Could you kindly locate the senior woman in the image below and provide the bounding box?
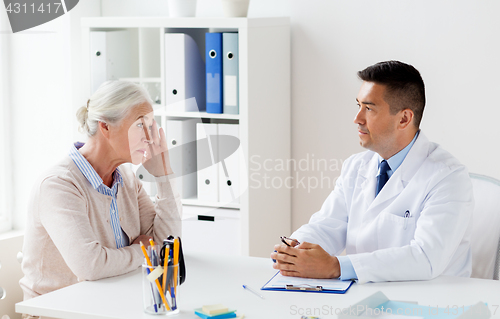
[20,81,181,309]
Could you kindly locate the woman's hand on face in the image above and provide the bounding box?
[142,119,174,177]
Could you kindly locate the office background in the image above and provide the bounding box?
[1,0,499,234]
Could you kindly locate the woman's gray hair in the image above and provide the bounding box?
[76,81,153,137]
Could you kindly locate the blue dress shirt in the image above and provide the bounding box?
[69,142,130,248]
[337,131,420,281]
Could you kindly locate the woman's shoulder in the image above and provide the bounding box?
[35,156,87,190]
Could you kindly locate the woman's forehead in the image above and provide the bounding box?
[130,102,153,121]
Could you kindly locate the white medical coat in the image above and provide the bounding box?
[292,132,473,284]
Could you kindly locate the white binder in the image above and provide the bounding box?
[218,124,240,203]
[90,30,137,94]
[165,33,206,112]
[165,119,199,199]
[196,123,219,202]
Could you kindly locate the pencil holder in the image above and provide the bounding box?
[142,245,180,315]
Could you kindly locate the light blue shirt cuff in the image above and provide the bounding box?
[337,256,358,281]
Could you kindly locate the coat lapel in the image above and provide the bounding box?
[357,154,378,209]
[361,132,431,223]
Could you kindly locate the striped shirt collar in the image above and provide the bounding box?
[69,142,124,191]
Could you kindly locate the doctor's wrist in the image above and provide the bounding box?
[330,256,341,279]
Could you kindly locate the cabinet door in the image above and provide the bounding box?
[181,206,241,255]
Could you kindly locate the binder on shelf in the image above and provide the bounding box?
[205,33,223,114]
[218,124,240,204]
[222,33,239,115]
[262,271,353,294]
[90,30,137,94]
[197,123,219,202]
[165,119,200,199]
[165,33,206,112]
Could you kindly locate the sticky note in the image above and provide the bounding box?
[147,266,163,283]
[202,304,228,315]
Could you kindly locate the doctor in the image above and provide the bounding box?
[271,60,473,284]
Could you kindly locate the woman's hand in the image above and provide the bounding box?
[132,235,153,246]
[141,119,174,177]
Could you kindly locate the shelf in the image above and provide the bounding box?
[154,109,240,120]
[119,77,161,83]
[182,198,240,210]
[82,17,290,29]
[149,196,240,209]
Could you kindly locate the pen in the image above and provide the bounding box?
[162,245,169,295]
[140,242,159,312]
[280,236,300,247]
[404,210,411,230]
[148,239,163,309]
[242,284,264,299]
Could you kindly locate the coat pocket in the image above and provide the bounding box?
[376,211,416,249]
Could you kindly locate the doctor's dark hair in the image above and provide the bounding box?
[357,61,426,128]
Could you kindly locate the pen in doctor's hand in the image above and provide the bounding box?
[280,236,300,247]
[273,236,301,262]
[242,285,264,299]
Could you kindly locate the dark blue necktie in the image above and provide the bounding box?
[376,160,390,196]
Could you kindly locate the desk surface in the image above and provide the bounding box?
[16,252,500,319]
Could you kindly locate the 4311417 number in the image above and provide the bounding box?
[5,2,62,14]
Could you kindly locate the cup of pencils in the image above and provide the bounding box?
[141,239,180,315]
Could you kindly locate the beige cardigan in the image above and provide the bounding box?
[19,156,182,300]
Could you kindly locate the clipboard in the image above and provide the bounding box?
[261,271,354,294]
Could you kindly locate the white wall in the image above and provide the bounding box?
[289,0,500,229]
[0,7,13,233]
[100,0,290,17]
[7,19,72,230]
[4,1,100,230]
[6,0,500,234]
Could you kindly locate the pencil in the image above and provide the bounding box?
[140,241,171,311]
[173,237,180,309]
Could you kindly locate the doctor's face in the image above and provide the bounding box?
[354,82,401,159]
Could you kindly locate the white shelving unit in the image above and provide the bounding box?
[81,17,291,258]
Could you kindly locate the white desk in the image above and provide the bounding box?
[16,252,500,318]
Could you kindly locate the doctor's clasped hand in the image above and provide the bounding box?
[271,240,340,279]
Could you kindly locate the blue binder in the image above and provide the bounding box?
[206,33,223,114]
[222,33,239,115]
